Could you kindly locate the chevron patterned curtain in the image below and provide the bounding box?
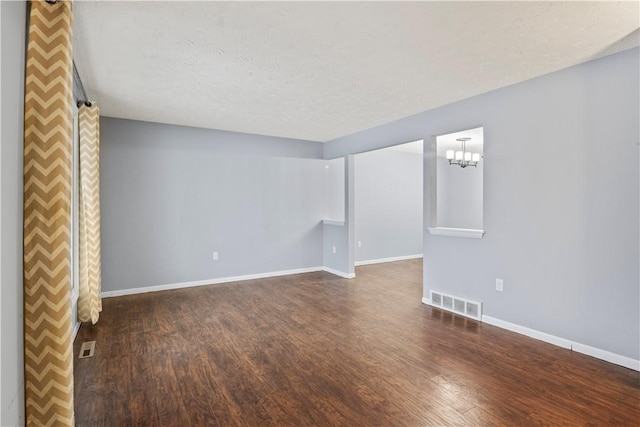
[23,0,75,425]
[77,104,102,324]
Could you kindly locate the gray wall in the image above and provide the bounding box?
[323,224,350,274]
[322,157,345,221]
[355,148,423,262]
[100,118,327,292]
[322,156,355,276]
[324,48,640,361]
[1,1,26,425]
[436,157,483,229]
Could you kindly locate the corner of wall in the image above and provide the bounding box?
[1,1,27,425]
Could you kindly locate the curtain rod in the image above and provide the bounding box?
[73,61,92,107]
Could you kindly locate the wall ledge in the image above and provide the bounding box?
[322,219,345,226]
[427,227,485,239]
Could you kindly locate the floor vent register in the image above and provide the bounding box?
[429,290,482,321]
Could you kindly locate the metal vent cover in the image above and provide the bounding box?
[429,290,482,321]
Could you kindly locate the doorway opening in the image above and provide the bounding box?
[353,140,424,268]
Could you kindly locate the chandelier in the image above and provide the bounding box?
[446,137,481,168]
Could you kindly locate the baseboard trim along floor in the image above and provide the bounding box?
[322,267,356,279]
[101,266,355,298]
[79,259,638,425]
[355,254,422,266]
[103,272,639,372]
[482,315,640,371]
[421,297,639,371]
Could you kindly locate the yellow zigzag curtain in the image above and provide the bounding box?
[23,0,75,425]
[77,104,102,324]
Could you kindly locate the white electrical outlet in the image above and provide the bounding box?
[357,241,362,248]
[496,278,504,292]
[332,246,336,254]
[213,251,219,261]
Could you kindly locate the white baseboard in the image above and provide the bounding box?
[481,315,639,371]
[101,266,325,298]
[421,300,639,371]
[322,267,355,279]
[355,254,422,266]
[572,342,640,371]
[482,315,572,349]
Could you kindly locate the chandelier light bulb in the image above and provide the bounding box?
[448,136,480,168]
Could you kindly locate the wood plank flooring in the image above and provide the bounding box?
[74,259,640,426]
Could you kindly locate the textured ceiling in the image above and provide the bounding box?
[73,1,639,142]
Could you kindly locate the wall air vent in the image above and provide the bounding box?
[429,290,482,321]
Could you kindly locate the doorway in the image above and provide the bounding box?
[353,140,424,268]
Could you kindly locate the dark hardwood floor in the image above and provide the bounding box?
[74,259,640,426]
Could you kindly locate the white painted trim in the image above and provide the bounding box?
[572,342,640,371]
[0,3,3,414]
[71,287,80,343]
[322,219,345,226]
[482,315,639,371]
[322,267,355,279]
[482,315,572,349]
[428,227,485,239]
[355,254,422,266]
[425,304,639,370]
[73,320,81,341]
[102,268,640,372]
[102,266,325,298]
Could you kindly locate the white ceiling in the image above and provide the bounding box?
[73,1,639,143]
